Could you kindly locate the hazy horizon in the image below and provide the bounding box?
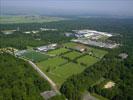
[1,0,133,18]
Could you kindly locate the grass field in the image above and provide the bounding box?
[48,48,69,55]
[89,47,108,58]
[35,43,108,87]
[62,51,82,60]
[37,57,68,86]
[22,50,49,62]
[37,57,67,68]
[63,42,108,58]
[77,55,99,66]
[63,42,78,48]
[37,60,86,86]
[0,16,67,24]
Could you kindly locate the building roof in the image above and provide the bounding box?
[119,53,128,59]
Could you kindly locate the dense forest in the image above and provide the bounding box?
[59,18,133,100]
[0,31,72,49]
[0,18,133,100]
[0,53,51,100]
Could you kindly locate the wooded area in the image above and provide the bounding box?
[0,18,133,100]
[0,53,51,100]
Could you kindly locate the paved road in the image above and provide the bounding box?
[28,61,60,94]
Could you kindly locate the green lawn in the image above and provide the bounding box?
[35,45,107,87]
[37,57,67,68]
[77,55,99,66]
[63,42,78,48]
[37,60,85,87]
[63,51,82,60]
[89,47,108,58]
[48,48,69,55]
[22,50,49,62]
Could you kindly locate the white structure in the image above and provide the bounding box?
[2,30,16,35]
[40,28,57,31]
[72,39,119,49]
[36,44,57,52]
[73,29,112,39]
[24,31,31,34]
[104,81,115,89]
[119,53,128,59]
[32,31,39,34]
[15,50,27,56]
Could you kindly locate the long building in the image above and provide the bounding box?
[72,39,119,49]
[36,44,57,52]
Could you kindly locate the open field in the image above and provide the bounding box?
[36,45,108,87]
[48,48,69,55]
[0,16,67,24]
[89,47,108,58]
[22,50,49,62]
[37,60,85,86]
[63,42,78,48]
[77,55,99,66]
[19,43,108,87]
[37,57,67,68]
[63,42,108,58]
[37,57,68,86]
[62,51,82,60]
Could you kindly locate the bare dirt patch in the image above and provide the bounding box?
[104,81,115,89]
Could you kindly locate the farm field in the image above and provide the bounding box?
[62,51,82,60]
[21,50,49,62]
[48,48,70,55]
[77,55,99,66]
[0,16,67,24]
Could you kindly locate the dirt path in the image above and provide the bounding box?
[28,61,60,94]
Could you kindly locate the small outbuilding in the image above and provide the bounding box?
[119,53,128,59]
[74,45,87,52]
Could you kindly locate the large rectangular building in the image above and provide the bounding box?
[36,44,57,52]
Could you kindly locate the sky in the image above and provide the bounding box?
[1,0,133,17]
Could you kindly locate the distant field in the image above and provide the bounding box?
[48,48,69,55]
[77,55,99,66]
[62,51,82,60]
[0,16,67,24]
[63,42,108,58]
[22,50,49,62]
